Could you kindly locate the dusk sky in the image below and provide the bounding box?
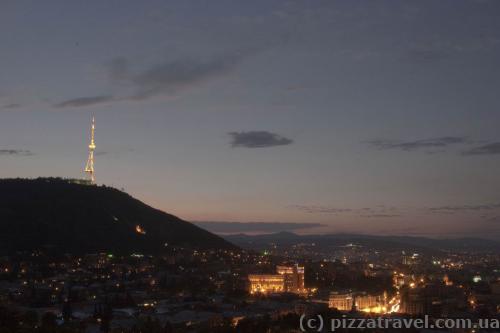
[1,0,499,238]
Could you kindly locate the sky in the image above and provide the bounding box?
[1,0,499,238]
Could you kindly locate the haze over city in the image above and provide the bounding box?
[1,0,500,238]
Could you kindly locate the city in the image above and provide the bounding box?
[0,209,499,332]
[1,1,500,332]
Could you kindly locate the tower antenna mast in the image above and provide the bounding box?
[84,116,96,183]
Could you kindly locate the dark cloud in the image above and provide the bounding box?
[462,142,500,155]
[54,53,247,108]
[94,147,134,157]
[104,53,246,101]
[229,131,293,148]
[367,136,470,152]
[3,103,21,109]
[483,216,500,222]
[429,203,500,214]
[290,205,401,217]
[290,205,352,214]
[128,55,243,100]
[193,221,324,234]
[361,214,401,218]
[94,151,109,156]
[54,95,114,108]
[0,149,33,156]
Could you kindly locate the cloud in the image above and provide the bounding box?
[290,204,401,217]
[462,142,500,155]
[3,103,21,109]
[94,147,134,157]
[53,53,248,108]
[368,137,500,157]
[290,205,352,214]
[367,136,470,152]
[0,149,33,156]
[54,95,114,108]
[361,214,401,218]
[481,215,500,222]
[229,131,293,148]
[428,203,500,214]
[193,221,324,234]
[94,151,109,156]
[127,55,243,100]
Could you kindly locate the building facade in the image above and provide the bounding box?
[329,292,354,311]
[248,274,284,294]
[276,264,305,293]
[248,264,305,294]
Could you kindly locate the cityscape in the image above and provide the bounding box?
[1,225,499,332]
[1,1,500,332]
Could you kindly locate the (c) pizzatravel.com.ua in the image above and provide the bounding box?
[299,314,500,331]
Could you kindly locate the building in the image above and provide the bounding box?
[399,283,467,316]
[248,264,305,294]
[276,264,305,293]
[329,292,354,311]
[355,293,386,312]
[329,292,386,312]
[248,274,284,294]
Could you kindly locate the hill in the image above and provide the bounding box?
[0,178,237,254]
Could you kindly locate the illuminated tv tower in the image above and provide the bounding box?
[84,116,96,183]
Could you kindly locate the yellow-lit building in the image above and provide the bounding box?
[276,264,305,293]
[329,292,386,312]
[356,293,387,312]
[329,292,354,310]
[248,274,284,294]
[248,263,305,294]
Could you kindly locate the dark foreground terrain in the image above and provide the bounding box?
[0,178,236,254]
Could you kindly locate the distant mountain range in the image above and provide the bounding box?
[192,221,325,234]
[0,178,236,254]
[225,231,500,253]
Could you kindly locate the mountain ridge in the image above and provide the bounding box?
[224,231,500,253]
[0,178,237,254]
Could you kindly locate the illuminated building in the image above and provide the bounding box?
[248,274,284,294]
[84,116,96,183]
[329,292,354,311]
[248,263,305,294]
[355,293,387,313]
[329,292,387,313]
[276,264,305,293]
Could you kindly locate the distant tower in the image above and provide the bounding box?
[84,116,96,183]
